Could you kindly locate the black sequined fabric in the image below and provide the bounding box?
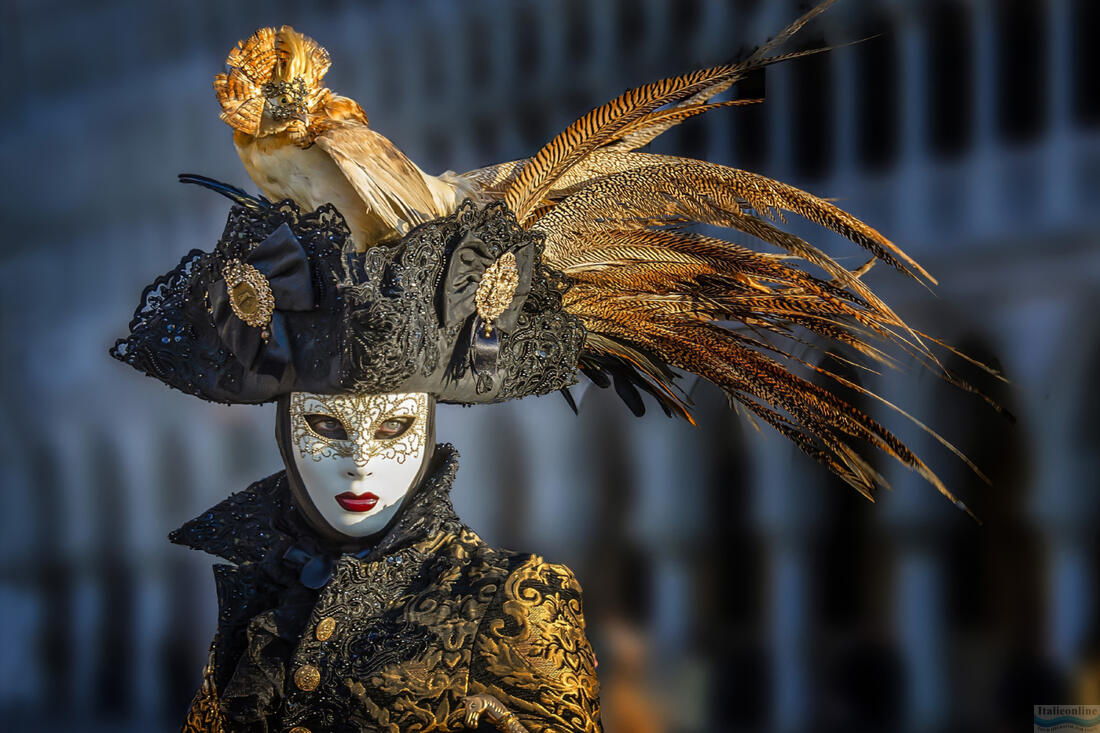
[112,199,586,405]
[173,446,602,733]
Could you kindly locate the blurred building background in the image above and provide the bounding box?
[1,0,1098,731]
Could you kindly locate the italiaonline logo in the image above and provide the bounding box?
[1035,706,1100,731]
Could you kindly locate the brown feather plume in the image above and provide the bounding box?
[492,0,993,511]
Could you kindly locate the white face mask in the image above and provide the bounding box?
[282,391,434,538]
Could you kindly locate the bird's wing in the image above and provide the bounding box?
[313,122,446,237]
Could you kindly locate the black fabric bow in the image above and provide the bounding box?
[440,232,535,333]
[281,542,374,590]
[208,223,315,380]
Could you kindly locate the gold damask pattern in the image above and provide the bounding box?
[289,391,429,466]
[181,646,226,733]
[291,527,502,731]
[270,537,601,732]
[323,548,600,733]
[471,556,602,733]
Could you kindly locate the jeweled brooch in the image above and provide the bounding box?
[222,259,275,330]
[475,251,519,336]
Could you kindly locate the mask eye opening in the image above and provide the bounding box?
[303,413,350,441]
[373,415,414,441]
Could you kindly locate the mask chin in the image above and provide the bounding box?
[275,393,436,548]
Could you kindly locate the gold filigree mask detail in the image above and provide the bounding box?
[289,392,429,468]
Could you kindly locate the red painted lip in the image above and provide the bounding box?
[335,491,379,512]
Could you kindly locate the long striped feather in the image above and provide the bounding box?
[503,2,840,222]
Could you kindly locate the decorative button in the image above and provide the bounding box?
[294,664,320,692]
[288,727,311,733]
[315,616,336,641]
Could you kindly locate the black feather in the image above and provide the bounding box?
[581,362,612,389]
[559,387,579,415]
[612,370,646,417]
[179,174,271,211]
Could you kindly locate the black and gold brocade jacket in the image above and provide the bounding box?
[171,445,601,733]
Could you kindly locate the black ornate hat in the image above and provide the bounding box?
[111,185,585,405]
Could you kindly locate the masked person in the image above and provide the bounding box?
[114,6,987,729]
[113,197,598,732]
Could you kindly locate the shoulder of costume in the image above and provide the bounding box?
[168,470,295,565]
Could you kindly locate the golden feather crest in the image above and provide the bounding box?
[214,25,332,135]
[273,26,331,89]
[214,27,277,135]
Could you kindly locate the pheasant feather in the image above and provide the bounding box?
[486,0,997,509]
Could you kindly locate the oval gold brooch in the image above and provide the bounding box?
[475,251,519,336]
[222,259,275,329]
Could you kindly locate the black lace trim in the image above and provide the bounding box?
[110,201,351,403]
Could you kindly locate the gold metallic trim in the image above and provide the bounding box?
[182,645,227,732]
[464,693,531,732]
[289,392,429,468]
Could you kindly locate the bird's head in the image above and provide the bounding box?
[215,26,333,141]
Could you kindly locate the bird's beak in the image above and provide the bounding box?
[294,111,309,125]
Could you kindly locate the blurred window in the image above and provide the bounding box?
[730,68,768,170]
[421,26,444,95]
[857,14,900,172]
[812,355,876,631]
[792,40,834,180]
[89,434,134,715]
[466,15,491,82]
[516,100,549,152]
[668,0,702,67]
[473,116,500,163]
[927,0,974,158]
[1072,0,1100,127]
[615,0,646,57]
[515,4,540,77]
[995,0,1048,144]
[565,0,591,66]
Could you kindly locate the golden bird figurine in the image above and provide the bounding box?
[215,26,476,249]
